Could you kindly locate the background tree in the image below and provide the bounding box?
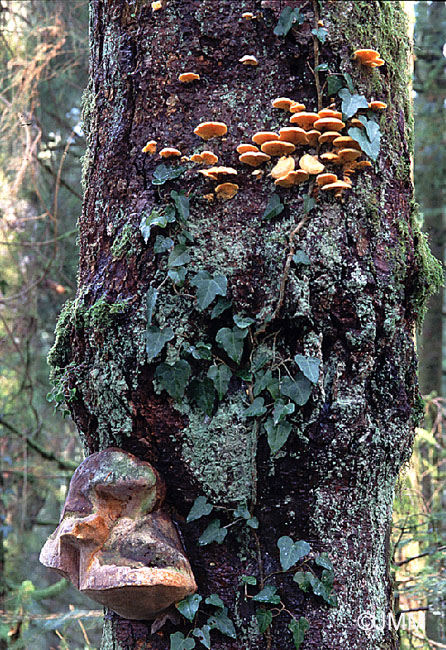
[45,1,442,649]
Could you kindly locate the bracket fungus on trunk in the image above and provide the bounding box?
[40,448,197,620]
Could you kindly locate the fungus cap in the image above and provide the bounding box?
[316,173,338,186]
[350,118,365,129]
[353,48,381,63]
[299,154,324,175]
[201,151,218,164]
[369,100,387,110]
[279,127,308,145]
[237,143,259,154]
[194,122,228,140]
[318,131,341,145]
[274,170,309,187]
[313,117,345,132]
[198,166,237,180]
[272,97,294,110]
[261,140,296,156]
[252,131,279,145]
[332,136,361,150]
[290,102,306,113]
[215,183,239,200]
[239,55,259,66]
[142,140,157,154]
[151,0,162,10]
[290,112,319,129]
[305,130,321,146]
[337,148,362,162]
[355,160,372,169]
[370,58,385,67]
[159,147,182,158]
[242,11,255,19]
[320,152,342,164]
[190,153,204,163]
[321,180,351,191]
[239,152,271,167]
[318,108,343,120]
[179,72,200,83]
[270,156,295,180]
[252,169,264,179]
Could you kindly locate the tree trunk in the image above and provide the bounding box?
[48,1,441,648]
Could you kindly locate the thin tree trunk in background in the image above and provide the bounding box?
[48,1,441,648]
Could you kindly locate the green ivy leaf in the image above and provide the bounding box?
[292,250,311,266]
[256,609,272,634]
[205,594,225,609]
[146,325,174,361]
[189,378,216,416]
[273,399,295,425]
[294,355,321,384]
[193,626,211,649]
[152,164,186,186]
[327,75,344,97]
[170,632,196,650]
[280,373,313,406]
[211,297,232,319]
[253,369,277,397]
[234,503,250,519]
[188,342,212,360]
[303,195,316,214]
[155,360,191,400]
[288,617,310,650]
[146,287,157,326]
[293,571,337,606]
[315,552,333,571]
[245,397,267,418]
[176,594,202,622]
[233,314,255,329]
[343,72,354,93]
[191,271,228,311]
[139,206,176,243]
[338,88,369,119]
[348,122,381,161]
[198,519,227,546]
[168,244,191,268]
[247,516,259,529]
[154,235,174,253]
[264,418,292,454]
[241,575,257,585]
[311,27,328,43]
[252,586,281,605]
[278,536,311,571]
[171,190,190,220]
[207,364,232,401]
[293,571,313,592]
[215,327,248,364]
[168,267,187,286]
[315,62,329,72]
[207,607,237,639]
[274,6,304,36]
[262,193,284,221]
[186,496,213,523]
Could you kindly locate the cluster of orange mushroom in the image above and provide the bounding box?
[353,48,385,68]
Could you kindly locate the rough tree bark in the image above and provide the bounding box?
[48,1,441,649]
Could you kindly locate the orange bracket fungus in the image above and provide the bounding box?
[194,122,228,140]
[316,172,338,186]
[198,166,237,180]
[236,143,259,154]
[159,147,182,158]
[290,112,319,129]
[279,127,308,145]
[353,49,385,67]
[40,448,197,620]
[313,116,345,132]
[151,0,162,11]
[272,97,294,111]
[261,140,295,156]
[299,154,324,175]
[239,55,259,66]
[252,131,279,145]
[178,72,200,83]
[215,182,239,200]
[142,140,157,154]
[242,11,255,19]
[239,151,271,167]
[270,156,295,180]
[369,100,387,111]
[275,170,309,188]
[290,102,306,113]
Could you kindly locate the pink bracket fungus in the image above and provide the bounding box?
[40,448,197,620]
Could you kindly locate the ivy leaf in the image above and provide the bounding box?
[274,6,304,36]
[170,632,196,650]
[216,327,248,364]
[280,373,313,406]
[278,536,311,571]
[311,27,328,44]
[262,193,284,221]
[146,287,157,326]
[176,594,202,622]
[241,575,257,585]
[327,75,344,97]
[292,250,311,266]
[154,235,174,253]
[303,194,316,214]
[338,88,369,119]
[253,369,278,398]
[233,314,255,329]
[211,297,232,319]
[343,72,355,93]
[152,164,186,186]
[294,355,321,384]
[245,397,267,418]
[189,378,216,416]
[256,609,272,634]
[155,360,191,401]
[186,496,213,523]
[188,342,212,360]
[315,552,333,571]
[265,418,292,454]
[293,571,313,592]
[207,607,236,639]
[207,364,232,401]
[288,617,310,650]
[139,206,176,243]
[247,517,259,529]
[234,503,250,519]
[193,626,211,649]
[146,325,174,361]
[168,267,187,286]
[168,244,191,268]
[205,594,225,609]
[314,62,329,72]
[191,271,228,311]
[273,399,295,425]
[171,190,190,220]
[198,519,227,546]
[252,586,281,605]
[293,571,336,606]
[348,119,381,161]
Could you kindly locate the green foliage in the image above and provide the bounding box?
[245,397,267,417]
[280,374,313,405]
[207,607,237,639]
[252,586,281,605]
[187,496,214,523]
[168,244,191,268]
[233,314,255,329]
[278,536,311,571]
[338,88,369,119]
[191,271,228,310]
[170,631,196,650]
[176,594,202,622]
[294,355,320,384]
[189,378,216,416]
[288,617,310,649]
[262,193,284,220]
[198,519,227,545]
[294,570,337,606]
[207,364,232,400]
[348,120,381,161]
[274,6,304,36]
[192,625,211,648]
[256,609,273,633]
[205,594,224,609]
[311,27,328,44]
[152,163,186,185]
[146,287,158,325]
[265,418,292,454]
[273,399,295,424]
[155,360,191,400]
[146,325,174,361]
[215,326,248,364]
[154,234,174,253]
[211,297,232,318]
[171,190,190,220]
[140,205,176,243]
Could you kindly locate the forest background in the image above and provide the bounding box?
[0,1,444,649]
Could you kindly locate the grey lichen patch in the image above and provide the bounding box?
[111,222,134,259]
[83,296,130,330]
[177,396,256,506]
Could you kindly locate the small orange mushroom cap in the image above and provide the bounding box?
[237,143,259,154]
[355,160,373,169]
[272,97,294,111]
[290,102,306,113]
[305,130,321,147]
[198,166,237,180]
[321,179,351,191]
[370,58,385,67]
[270,156,295,180]
[194,122,228,140]
[353,49,381,63]
[252,131,279,145]
[337,148,362,162]
[279,127,308,145]
[318,108,343,120]
[299,154,324,175]
[160,147,182,158]
[242,12,255,19]
[290,112,319,129]
[316,173,338,186]
[151,0,162,11]
[215,183,239,200]
[239,55,258,66]
[239,152,271,167]
[321,152,342,164]
[201,151,218,164]
[350,118,365,129]
[318,131,341,145]
[275,170,309,187]
[142,140,157,154]
[332,136,361,150]
[261,140,296,156]
[179,72,200,83]
[369,100,387,110]
[314,117,345,132]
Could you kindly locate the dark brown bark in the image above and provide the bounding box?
[48,1,439,648]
